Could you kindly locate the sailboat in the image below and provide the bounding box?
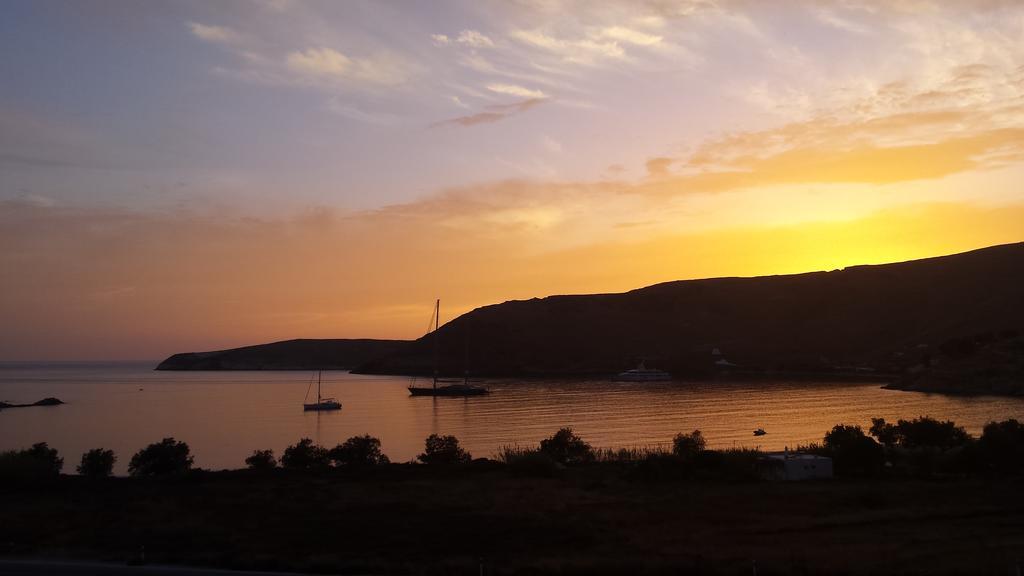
[303,370,342,411]
[408,299,489,397]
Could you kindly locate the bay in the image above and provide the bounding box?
[2,362,1023,474]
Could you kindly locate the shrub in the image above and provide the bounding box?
[700,448,762,481]
[631,453,692,482]
[823,424,884,477]
[77,448,116,478]
[672,430,707,460]
[0,442,63,482]
[329,435,390,467]
[594,446,670,463]
[281,438,330,470]
[978,419,1024,473]
[506,449,560,478]
[869,418,900,448]
[869,416,971,450]
[539,427,594,465]
[128,438,193,477]
[245,449,277,471]
[418,434,471,465]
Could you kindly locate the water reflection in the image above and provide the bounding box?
[2,362,1023,474]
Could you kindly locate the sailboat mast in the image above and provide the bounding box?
[317,370,322,403]
[433,298,440,390]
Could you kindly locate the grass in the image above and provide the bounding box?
[4,463,1024,574]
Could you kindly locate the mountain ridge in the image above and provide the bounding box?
[157,243,1024,394]
[156,338,409,370]
[355,242,1024,388]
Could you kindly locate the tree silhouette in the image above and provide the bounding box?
[128,438,193,477]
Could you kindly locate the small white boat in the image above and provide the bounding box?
[303,371,342,411]
[614,361,672,382]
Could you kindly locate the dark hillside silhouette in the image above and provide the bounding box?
[156,338,409,370]
[357,243,1024,383]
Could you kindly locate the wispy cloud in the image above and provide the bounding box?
[596,26,663,47]
[433,98,547,127]
[457,30,494,48]
[326,99,401,126]
[187,21,240,44]
[510,29,625,65]
[286,47,351,77]
[432,29,494,48]
[486,83,547,99]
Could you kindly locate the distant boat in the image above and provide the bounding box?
[303,371,342,411]
[614,361,672,382]
[408,299,489,397]
[754,428,767,436]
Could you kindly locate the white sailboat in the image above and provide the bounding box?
[303,370,342,411]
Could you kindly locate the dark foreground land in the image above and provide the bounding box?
[4,467,1024,576]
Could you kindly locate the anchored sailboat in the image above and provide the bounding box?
[408,299,489,397]
[303,370,342,411]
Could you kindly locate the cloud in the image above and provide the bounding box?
[487,83,547,99]
[813,9,872,35]
[433,30,494,48]
[187,16,414,91]
[542,135,563,153]
[187,21,240,44]
[11,192,57,208]
[277,47,411,87]
[326,99,400,125]
[645,157,673,177]
[597,26,663,46]
[286,47,352,77]
[433,98,547,127]
[510,29,625,65]
[457,30,494,48]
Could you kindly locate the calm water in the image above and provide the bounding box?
[2,362,1024,474]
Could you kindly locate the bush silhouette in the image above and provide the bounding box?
[128,438,193,477]
[869,416,971,450]
[672,430,707,460]
[869,418,900,448]
[498,446,560,477]
[281,438,330,470]
[539,427,594,465]
[978,419,1024,473]
[77,448,115,478]
[418,434,471,465]
[823,425,884,477]
[0,442,63,482]
[329,435,390,466]
[245,449,277,471]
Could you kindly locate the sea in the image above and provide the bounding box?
[2,361,1023,475]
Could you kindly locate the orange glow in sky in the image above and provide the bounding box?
[1,1,1023,359]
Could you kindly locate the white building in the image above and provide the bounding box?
[758,451,833,481]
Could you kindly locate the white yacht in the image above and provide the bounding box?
[614,361,672,382]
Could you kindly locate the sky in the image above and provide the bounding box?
[2,0,1024,360]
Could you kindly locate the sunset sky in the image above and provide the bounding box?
[2,0,1024,360]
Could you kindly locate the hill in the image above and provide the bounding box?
[356,243,1024,388]
[156,339,409,370]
